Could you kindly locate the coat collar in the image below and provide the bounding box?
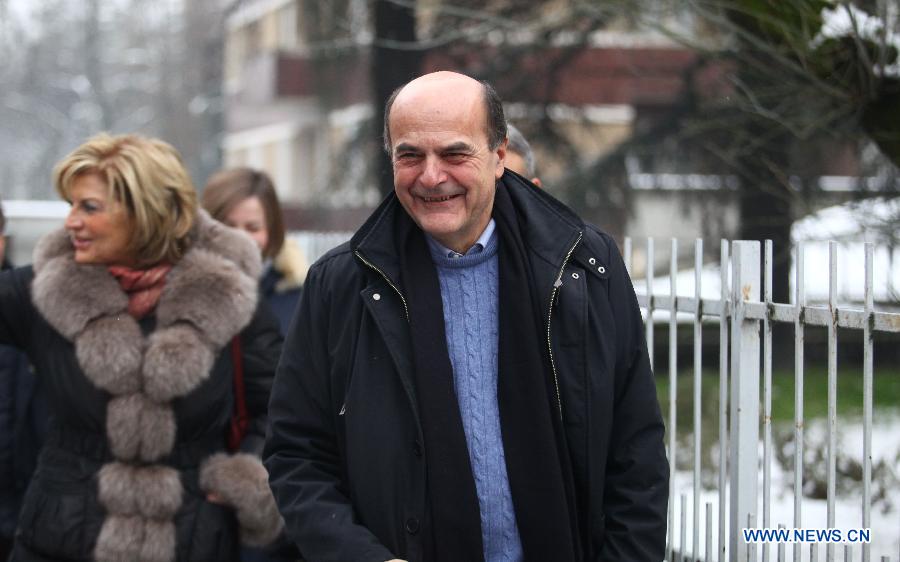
[351,171,584,296]
[31,209,261,345]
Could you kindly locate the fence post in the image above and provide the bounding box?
[729,241,760,562]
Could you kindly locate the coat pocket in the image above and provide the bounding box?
[16,473,98,560]
[180,493,240,562]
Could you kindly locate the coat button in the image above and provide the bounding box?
[406,517,420,534]
[598,266,606,274]
[373,293,381,301]
[571,272,579,280]
[589,257,596,265]
[413,441,423,458]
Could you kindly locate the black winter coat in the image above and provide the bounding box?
[260,268,301,337]
[260,239,306,336]
[265,173,669,562]
[0,340,46,552]
[0,213,284,562]
[0,258,46,561]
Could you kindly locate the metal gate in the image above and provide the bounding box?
[625,238,900,562]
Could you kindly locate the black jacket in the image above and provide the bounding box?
[0,213,284,561]
[260,268,302,336]
[260,239,306,336]
[0,257,48,557]
[0,337,46,557]
[265,173,669,562]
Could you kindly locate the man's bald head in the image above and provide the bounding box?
[383,71,506,155]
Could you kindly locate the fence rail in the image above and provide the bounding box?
[625,237,900,562]
[287,230,353,265]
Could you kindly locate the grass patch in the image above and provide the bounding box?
[655,367,900,428]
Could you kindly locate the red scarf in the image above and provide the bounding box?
[108,263,173,319]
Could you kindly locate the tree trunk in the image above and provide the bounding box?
[371,0,422,196]
[736,157,793,305]
[734,57,795,367]
[183,0,224,185]
[733,54,794,305]
[84,0,114,131]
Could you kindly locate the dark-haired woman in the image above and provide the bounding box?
[203,168,306,336]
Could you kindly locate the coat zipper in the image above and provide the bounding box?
[547,232,583,420]
[354,250,421,432]
[358,233,580,420]
[354,250,409,322]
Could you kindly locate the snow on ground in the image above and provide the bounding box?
[669,415,900,561]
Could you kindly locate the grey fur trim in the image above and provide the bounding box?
[32,209,258,402]
[106,394,175,462]
[32,236,127,339]
[94,514,145,562]
[155,248,258,347]
[93,515,176,562]
[142,325,214,402]
[97,462,182,519]
[199,453,285,547]
[32,226,72,270]
[192,210,262,280]
[32,209,259,357]
[75,316,143,395]
[140,520,176,562]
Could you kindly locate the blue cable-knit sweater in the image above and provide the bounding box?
[426,223,523,562]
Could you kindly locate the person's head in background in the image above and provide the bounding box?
[201,168,285,260]
[505,123,541,187]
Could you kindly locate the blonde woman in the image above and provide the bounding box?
[0,133,284,561]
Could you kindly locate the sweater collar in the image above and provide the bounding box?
[426,219,496,262]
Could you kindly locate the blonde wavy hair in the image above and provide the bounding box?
[53,133,198,266]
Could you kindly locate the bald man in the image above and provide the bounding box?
[265,72,668,562]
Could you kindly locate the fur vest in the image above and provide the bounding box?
[29,211,283,562]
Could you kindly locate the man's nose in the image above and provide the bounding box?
[419,156,446,188]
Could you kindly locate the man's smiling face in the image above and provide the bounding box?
[389,72,506,254]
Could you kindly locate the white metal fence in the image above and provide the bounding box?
[287,230,353,265]
[625,238,900,562]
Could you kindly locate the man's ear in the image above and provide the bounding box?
[494,138,508,179]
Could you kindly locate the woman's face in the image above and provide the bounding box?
[64,173,135,267]
[224,196,269,255]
